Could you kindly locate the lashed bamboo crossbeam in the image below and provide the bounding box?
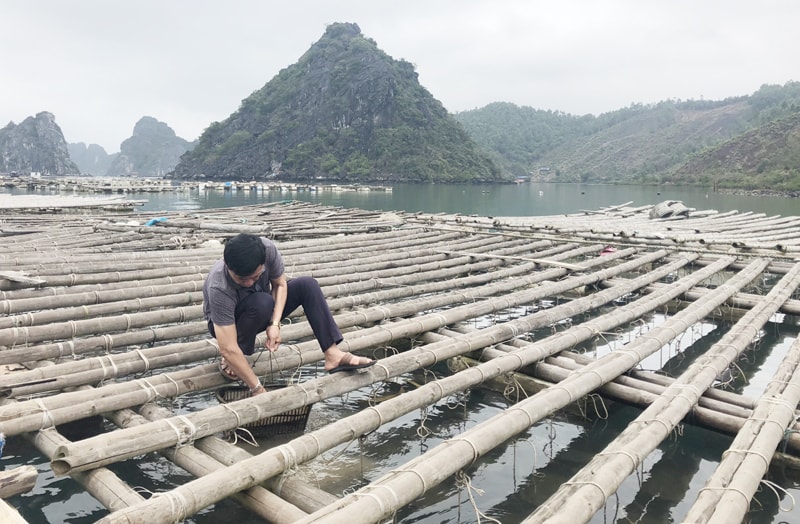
[48,249,672,475]
[187,431,339,514]
[26,421,146,511]
[137,403,340,514]
[682,323,800,522]
[92,253,735,523]
[0,291,203,329]
[0,305,203,347]
[286,258,763,524]
[524,261,800,523]
[0,279,206,315]
[106,405,309,523]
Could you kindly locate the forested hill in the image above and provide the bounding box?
[455,82,800,190]
[172,22,503,183]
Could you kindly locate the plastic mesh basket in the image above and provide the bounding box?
[215,385,312,437]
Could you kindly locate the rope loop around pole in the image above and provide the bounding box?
[721,448,771,469]
[34,399,56,430]
[449,437,481,465]
[364,405,385,427]
[696,485,752,508]
[133,349,151,373]
[138,378,161,401]
[562,479,610,501]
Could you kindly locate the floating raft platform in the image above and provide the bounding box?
[2,200,800,523]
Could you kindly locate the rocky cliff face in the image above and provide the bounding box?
[106,117,194,177]
[172,22,503,183]
[0,112,79,175]
[68,143,118,176]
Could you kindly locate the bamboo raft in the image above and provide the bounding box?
[2,199,800,523]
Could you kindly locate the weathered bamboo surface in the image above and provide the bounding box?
[3,199,800,523]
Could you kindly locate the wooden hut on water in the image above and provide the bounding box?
[2,199,800,523]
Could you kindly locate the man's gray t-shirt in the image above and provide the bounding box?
[203,237,285,327]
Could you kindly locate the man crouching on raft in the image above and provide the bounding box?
[203,233,376,395]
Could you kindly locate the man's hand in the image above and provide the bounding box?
[265,324,281,352]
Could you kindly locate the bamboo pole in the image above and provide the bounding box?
[0,466,37,498]
[683,323,800,522]
[523,261,800,523]
[0,305,203,347]
[0,291,203,329]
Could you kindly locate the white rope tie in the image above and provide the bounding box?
[417,348,439,366]
[697,485,751,507]
[450,437,481,465]
[375,305,392,320]
[34,399,56,430]
[365,406,385,427]
[507,406,534,427]
[597,449,640,470]
[721,448,771,469]
[562,480,609,500]
[630,418,675,436]
[122,314,132,331]
[138,379,160,401]
[133,349,150,372]
[360,492,386,514]
[399,467,429,493]
[220,403,243,427]
[155,490,189,522]
[278,444,298,469]
[377,484,401,506]
[163,375,181,396]
[374,363,392,379]
[432,313,449,327]
[102,334,114,352]
[67,320,78,338]
[304,433,323,457]
[176,415,198,446]
[103,355,119,378]
[296,382,313,406]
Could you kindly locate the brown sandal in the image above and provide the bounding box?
[218,357,239,381]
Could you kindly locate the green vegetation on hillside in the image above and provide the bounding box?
[172,22,503,183]
[455,81,800,190]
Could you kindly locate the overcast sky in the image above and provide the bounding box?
[4,1,798,153]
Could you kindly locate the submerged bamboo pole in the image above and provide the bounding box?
[682,324,800,522]
[523,261,800,524]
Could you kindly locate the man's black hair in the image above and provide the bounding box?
[223,234,266,276]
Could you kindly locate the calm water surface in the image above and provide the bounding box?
[4,182,800,523]
[130,182,800,217]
